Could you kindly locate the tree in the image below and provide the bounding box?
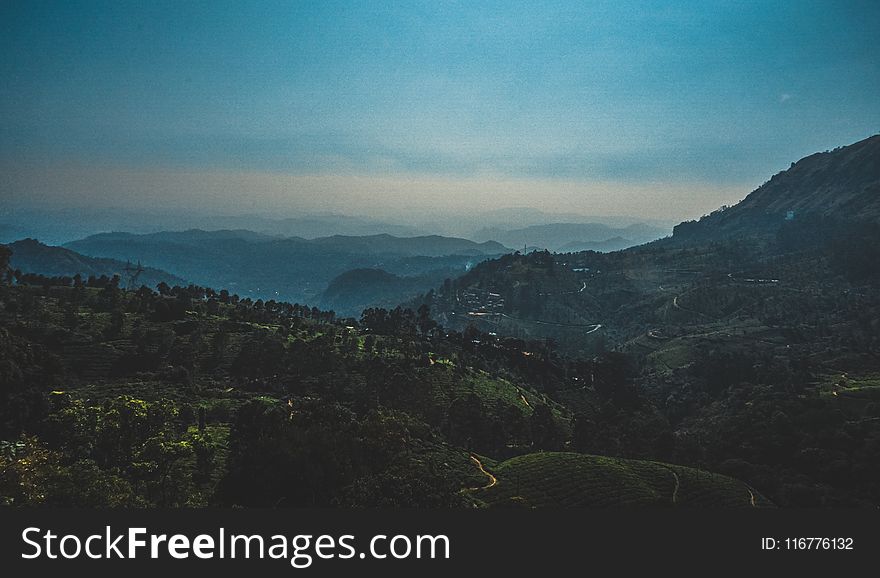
[573,413,595,453]
[0,245,11,284]
[593,352,637,406]
[417,304,437,335]
[530,404,560,450]
[444,394,487,450]
[220,399,363,507]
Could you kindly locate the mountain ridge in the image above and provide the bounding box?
[61,229,509,305]
[673,134,880,240]
[5,238,187,288]
[473,221,669,252]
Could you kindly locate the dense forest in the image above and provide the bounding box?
[0,239,773,508]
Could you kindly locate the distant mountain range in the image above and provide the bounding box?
[54,229,508,307]
[0,209,429,246]
[674,134,880,240]
[6,238,187,288]
[66,230,508,259]
[451,207,674,234]
[472,222,669,252]
[202,214,428,239]
[302,234,507,257]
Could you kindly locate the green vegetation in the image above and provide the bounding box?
[470,452,770,508]
[0,275,592,507]
[417,189,880,508]
[3,136,879,508]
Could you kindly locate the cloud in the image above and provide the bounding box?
[779,93,792,103]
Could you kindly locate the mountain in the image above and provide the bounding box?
[64,229,508,305]
[5,238,187,288]
[424,136,880,349]
[674,134,880,240]
[472,222,669,252]
[320,267,457,316]
[209,214,427,239]
[451,207,673,234]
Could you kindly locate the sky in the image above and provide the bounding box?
[2,0,879,224]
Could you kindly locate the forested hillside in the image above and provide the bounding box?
[0,239,770,508]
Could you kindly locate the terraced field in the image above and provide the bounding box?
[470,452,772,508]
[818,373,880,416]
[422,366,570,425]
[833,374,880,400]
[428,369,530,412]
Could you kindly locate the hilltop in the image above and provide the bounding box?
[7,238,187,288]
[674,134,880,241]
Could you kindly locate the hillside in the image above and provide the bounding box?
[471,452,771,508]
[0,273,768,508]
[674,134,880,240]
[414,136,880,506]
[6,239,187,288]
[320,268,459,317]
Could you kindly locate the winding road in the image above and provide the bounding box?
[670,470,680,504]
[659,466,680,505]
[470,455,497,490]
[497,313,603,332]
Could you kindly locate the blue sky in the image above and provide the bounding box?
[2,0,879,221]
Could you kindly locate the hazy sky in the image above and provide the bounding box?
[2,1,879,222]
